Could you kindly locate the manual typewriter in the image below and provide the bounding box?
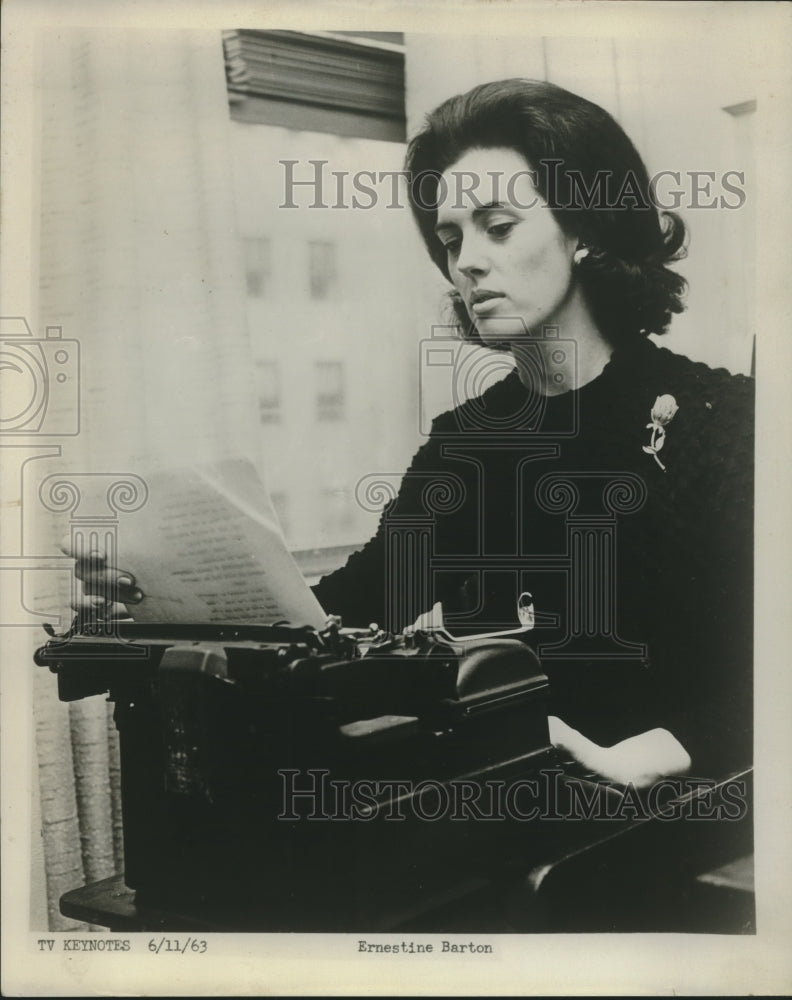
[35,616,571,930]
[35,617,753,932]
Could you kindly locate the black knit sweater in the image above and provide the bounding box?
[314,336,754,776]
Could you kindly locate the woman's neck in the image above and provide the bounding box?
[510,295,612,397]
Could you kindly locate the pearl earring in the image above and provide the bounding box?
[573,246,590,265]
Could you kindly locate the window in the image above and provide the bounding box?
[256,360,281,423]
[315,361,345,421]
[223,30,406,142]
[243,237,272,297]
[227,28,413,554]
[308,241,337,300]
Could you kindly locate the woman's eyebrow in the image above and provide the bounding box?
[473,200,508,214]
[434,202,511,234]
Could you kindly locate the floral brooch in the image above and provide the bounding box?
[642,394,679,471]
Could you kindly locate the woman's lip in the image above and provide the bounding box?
[470,295,505,315]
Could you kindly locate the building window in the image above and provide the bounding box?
[316,361,345,421]
[308,241,337,300]
[256,360,281,423]
[244,237,272,297]
[223,29,406,143]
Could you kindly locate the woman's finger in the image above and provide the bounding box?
[81,574,144,605]
[547,715,578,750]
[76,565,144,604]
[62,534,107,562]
[106,601,135,619]
[72,552,109,581]
[70,595,135,620]
[59,534,101,559]
[77,565,135,588]
[71,594,113,617]
[548,715,606,774]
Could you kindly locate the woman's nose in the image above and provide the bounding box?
[456,234,490,277]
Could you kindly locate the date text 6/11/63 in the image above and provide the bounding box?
[149,937,208,954]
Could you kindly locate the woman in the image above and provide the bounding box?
[70,80,754,789]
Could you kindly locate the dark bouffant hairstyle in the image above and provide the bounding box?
[404,79,687,346]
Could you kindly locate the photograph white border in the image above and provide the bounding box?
[2,1,791,995]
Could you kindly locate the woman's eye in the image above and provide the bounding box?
[488,222,516,239]
[442,239,461,256]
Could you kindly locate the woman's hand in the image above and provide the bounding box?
[59,536,144,621]
[548,715,692,789]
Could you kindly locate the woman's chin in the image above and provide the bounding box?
[475,316,534,347]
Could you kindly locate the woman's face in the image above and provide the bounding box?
[436,147,580,346]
